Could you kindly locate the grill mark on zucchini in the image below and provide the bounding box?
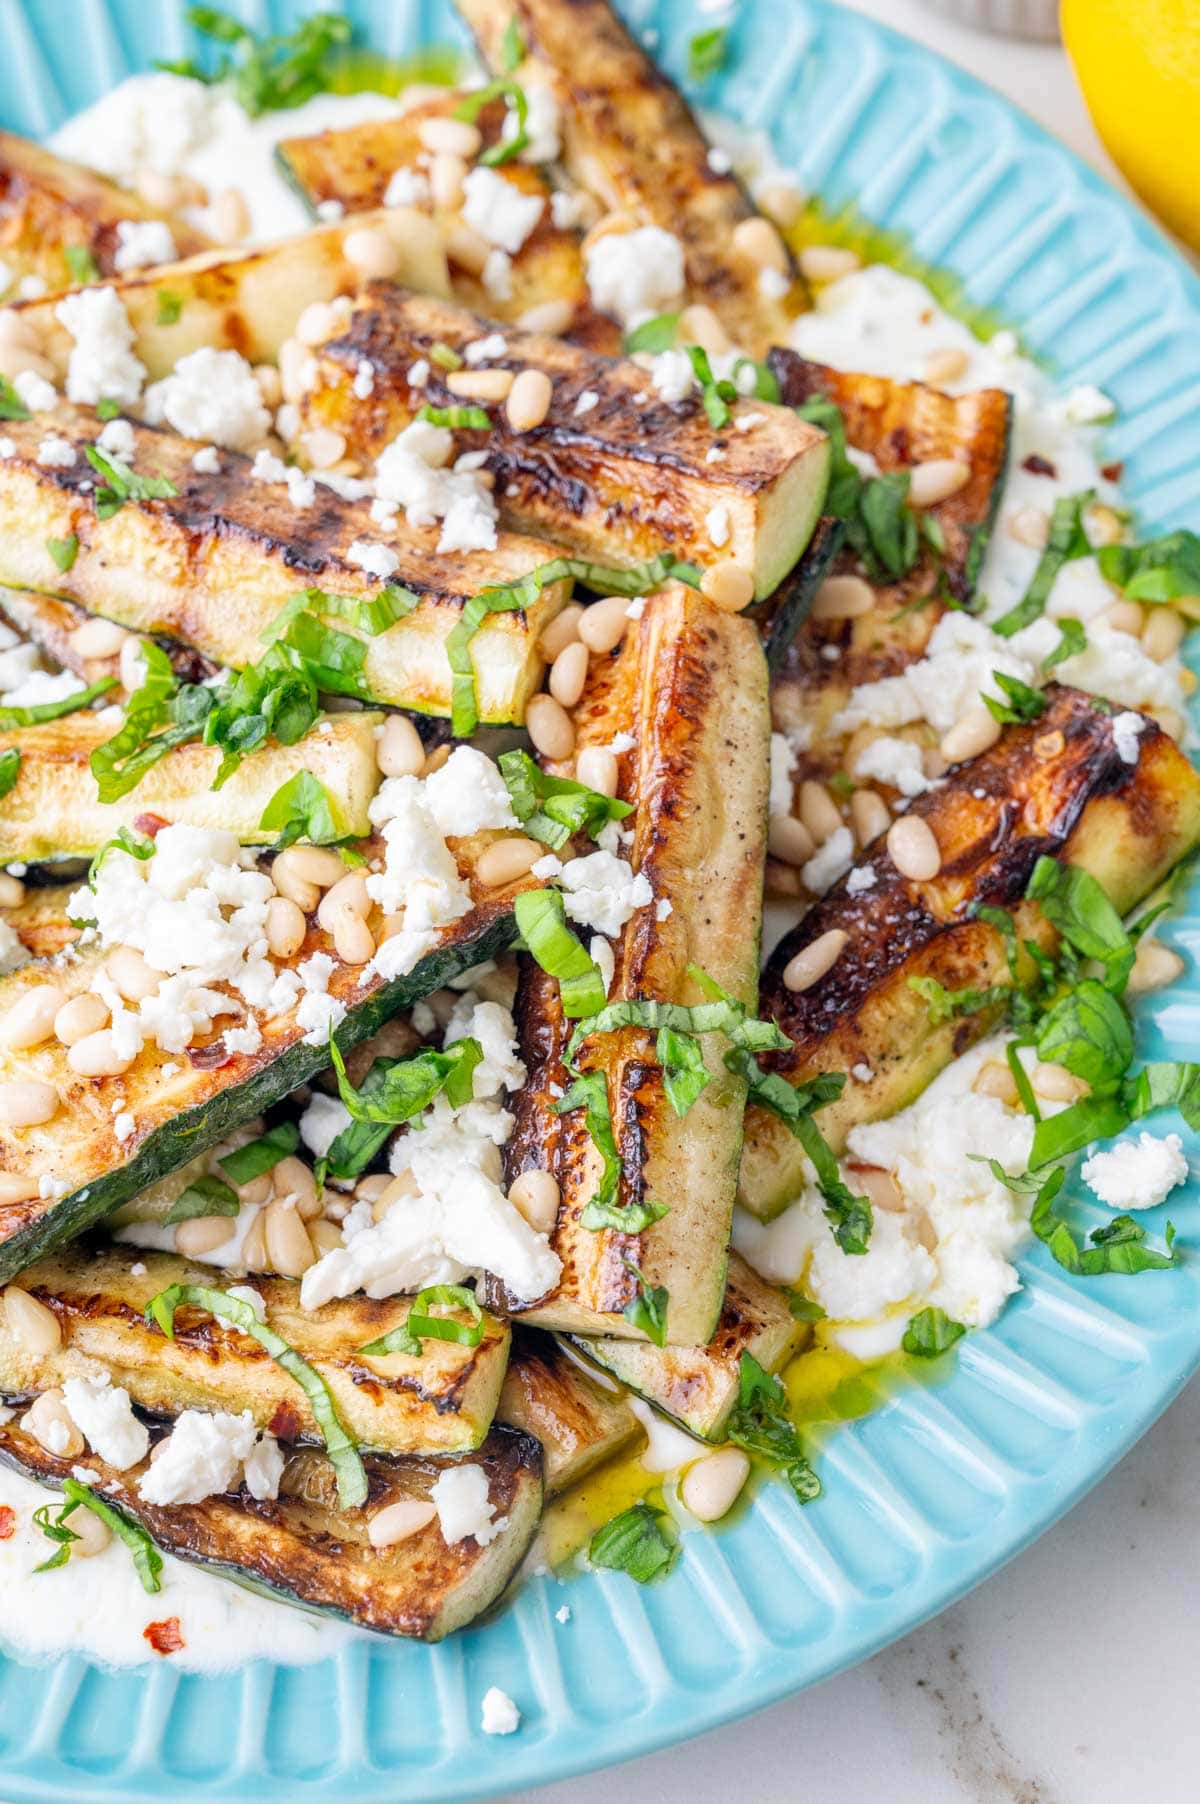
[498,1329,639,1492]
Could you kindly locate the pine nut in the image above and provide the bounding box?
[0,311,39,351]
[505,367,553,433]
[22,1389,84,1459]
[759,183,805,230]
[309,1218,343,1255]
[54,992,108,1047]
[429,150,467,210]
[343,226,404,280]
[1033,729,1065,761]
[65,1507,111,1558]
[265,895,307,960]
[1151,705,1187,743]
[0,1172,40,1204]
[908,459,970,509]
[811,574,874,621]
[925,347,970,386]
[0,985,67,1051]
[355,1172,393,1204]
[732,216,789,273]
[767,813,816,866]
[278,336,311,403]
[1102,600,1144,636]
[526,694,575,760]
[1141,607,1185,661]
[1032,1060,1088,1102]
[273,1154,320,1220]
[136,168,183,210]
[236,1172,273,1207]
[69,616,126,660]
[887,814,941,880]
[539,604,584,659]
[799,779,842,845]
[578,595,632,654]
[0,872,25,907]
[66,1030,135,1078]
[782,928,848,993]
[852,1166,904,1212]
[368,1497,437,1548]
[0,343,55,382]
[508,1167,560,1234]
[849,788,890,847]
[517,298,574,336]
[332,909,375,966]
[418,115,481,157]
[277,844,345,891]
[238,1210,267,1272]
[213,185,251,243]
[700,562,755,613]
[175,1214,234,1257]
[372,1171,418,1222]
[377,713,426,777]
[1008,506,1050,549]
[295,301,340,347]
[422,743,451,776]
[798,244,860,283]
[317,871,370,933]
[301,425,347,469]
[549,640,589,707]
[252,362,282,409]
[1128,937,1186,993]
[445,368,513,402]
[474,835,543,888]
[678,303,730,355]
[973,1059,1020,1105]
[575,746,619,797]
[1087,503,1124,547]
[443,221,491,275]
[923,747,949,780]
[265,1198,315,1277]
[3,1286,62,1354]
[940,703,1002,764]
[681,1447,750,1522]
[0,1080,58,1125]
[106,945,160,1002]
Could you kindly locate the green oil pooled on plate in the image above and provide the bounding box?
[324,44,466,97]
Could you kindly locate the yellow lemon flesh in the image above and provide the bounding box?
[1062,0,1200,253]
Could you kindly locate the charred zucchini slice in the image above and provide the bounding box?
[0,710,382,861]
[0,409,571,724]
[0,586,216,688]
[491,586,770,1343]
[1,1247,511,1456]
[295,287,829,601]
[0,129,209,294]
[455,0,805,353]
[498,1328,639,1492]
[0,1416,542,1641]
[576,1251,808,1440]
[740,688,1200,1219]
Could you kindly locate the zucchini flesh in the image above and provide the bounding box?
[0,710,383,861]
[2,1247,511,1456]
[576,1251,808,1440]
[498,1328,639,1492]
[0,585,217,687]
[4,883,80,961]
[0,1416,543,1641]
[740,688,1200,1219]
[295,287,830,601]
[491,586,770,1343]
[0,409,572,724]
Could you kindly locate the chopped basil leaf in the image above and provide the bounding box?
[360,1284,485,1356]
[1026,856,1134,992]
[514,887,607,1018]
[172,5,352,117]
[259,769,344,846]
[849,471,920,582]
[46,534,78,573]
[795,397,861,519]
[907,973,1009,1025]
[589,1501,676,1582]
[1029,1093,1132,1168]
[329,1030,482,1124]
[429,340,464,371]
[217,1120,300,1186]
[785,1290,826,1322]
[1124,1060,1200,1132]
[156,291,184,326]
[577,1192,670,1234]
[0,748,20,799]
[499,15,525,73]
[1006,1039,1041,1121]
[499,746,632,849]
[1097,529,1200,605]
[982,670,1047,725]
[65,243,100,285]
[730,1063,873,1254]
[566,982,789,1066]
[685,343,737,429]
[732,356,782,404]
[416,403,492,430]
[656,1024,711,1117]
[728,1352,821,1504]
[1041,615,1086,672]
[317,1055,400,1186]
[94,397,121,421]
[148,1282,367,1507]
[0,376,31,421]
[623,312,681,354]
[89,642,206,802]
[87,824,155,888]
[1029,1166,1179,1275]
[84,444,180,520]
[992,490,1093,637]
[688,25,729,80]
[902,1307,966,1357]
[163,1174,240,1224]
[35,1480,162,1591]
[0,675,116,731]
[454,78,530,165]
[621,1258,669,1345]
[1034,977,1132,1093]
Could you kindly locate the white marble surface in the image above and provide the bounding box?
[503,6,1199,1801]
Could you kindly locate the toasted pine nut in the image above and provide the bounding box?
[343,226,404,279]
[577,595,631,654]
[265,895,307,960]
[783,928,848,993]
[376,713,426,777]
[66,1030,134,1079]
[22,1389,84,1459]
[236,1172,273,1208]
[238,1210,267,1273]
[940,703,1002,764]
[3,1285,62,1354]
[136,168,183,210]
[887,813,941,880]
[418,115,481,158]
[517,298,574,335]
[0,310,40,351]
[681,1446,751,1522]
[309,1218,343,1256]
[69,616,127,660]
[475,835,542,889]
[355,1172,394,1204]
[332,909,375,966]
[0,985,67,1051]
[1102,600,1144,636]
[767,813,816,867]
[1141,607,1186,661]
[368,1497,437,1548]
[278,336,311,404]
[106,944,160,1003]
[265,1198,316,1278]
[526,694,575,760]
[372,1171,418,1222]
[0,343,55,383]
[443,220,491,275]
[852,1165,904,1212]
[295,301,339,348]
[849,787,890,847]
[1033,729,1065,761]
[505,367,553,433]
[0,872,25,907]
[700,562,755,613]
[539,604,584,660]
[0,1080,58,1125]
[65,1507,111,1557]
[1087,503,1124,547]
[799,779,842,845]
[273,1154,321,1220]
[811,574,874,621]
[508,1167,560,1234]
[301,425,347,469]
[908,459,970,509]
[1151,705,1187,743]
[925,347,970,386]
[575,746,619,797]
[250,362,282,409]
[422,743,451,776]
[175,1214,234,1257]
[973,1059,1020,1105]
[758,183,805,230]
[1008,506,1050,549]
[548,640,589,708]
[732,216,789,273]
[54,992,108,1047]
[1128,937,1186,993]
[798,244,860,283]
[445,367,513,402]
[678,303,730,356]
[317,872,370,933]
[0,1172,40,1204]
[1032,1060,1088,1102]
[276,844,345,892]
[429,150,467,210]
[213,185,251,243]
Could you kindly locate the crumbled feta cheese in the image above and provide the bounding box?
[316,197,346,221]
[461,166,545,254]
[295,951,346,1048]
[854,735,930,798]
[408,358,430,388]
[352,359,375,400]
[241,1432,284,1501]
[137,1409,260,1505]
[531,853,563,880]
[555,1604,571,1624]
[759,266,789,300]
[508,75,560,163]
[852,1062,874,1082]
[656,897,673,921]
[1110,710,1146,765]
[464,332,508,366]
[365,775,474,977]
[35,436,76,469]
[550,187,589,231]
[54,286,145,408]
[801,826,853,896]
[651,348,696,404]
[707,146,733,174]
[97,416,136,462]
[61,1375,150,1470]
[846,865,877,895]
[345,539,400,580]
[480,1686,521,1736]
[559,850,653,936]
[625,595,647,620]
[299,1091,352,1161]
[431,1463,503,1544]
[383,166,430,209]
[112,218,176,272]
[423,746,519,837]
[13,369,56,413]
[608,731,636,754]
[482,248,514,302]
[590,934,615,996]
[144,347,269,451]
[705,502,731,548]
[0,437,15,459]
[769,732,797,817]
[223,1015,262,1056]
[584,225,685,328]
[2,668,86,712]
[113,1110,136,1142]
[17,275,47,300]
[1062,383,1115,425]
[1081,1132,1188,1211]
[373,419,498,555]
[704,445,725,464]
[574,388,600,416]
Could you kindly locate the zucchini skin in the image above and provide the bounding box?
[0,1418,543,1641]
[749,515,845,673]
[740,688,1200,1219]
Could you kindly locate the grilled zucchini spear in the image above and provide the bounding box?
[0,409,571,724]
[0,130,209,294]
[498,1330,640,1491]
[0,586,216,688]
[740,688,1200,1219]
[0,1415,542,1641]
[491,585,770,1343]
[455,0,804,354]
[295,287,829,601]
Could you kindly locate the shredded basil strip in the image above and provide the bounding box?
[728,1353,821,1504]
[907,973,1010,1025]
[565,985,788,1065]
[35,1480,163,1592]
[318,1056,401,1185]
[65,243,100,285]
[1041,616,1086,672]
[902,1307,966,1357]
[329,1030,482,1124]
[1026,855,1135,992]
[514,888,607,1018]
[623,313,680,355]
[453,77,529,165]
[84,444,180,520]
[148,1283,368,1508]
[163,1173,240,1224]
[499,15,525,72]
[46,534,78,573]
[499,747,632,849]
[360,1284,485,1357]
[982,670,1047,725]
[161,7,352,117]
[0,376,31,421]
[0,748,20,799]
[157,290,183,326]
[259,769,345,846]
[688,25,729,79]
[217,1120,300,1186]
[1097,528,1200,604]
[685,343,737,429]
[992,490,1093,637]
[416,403,492,430]
[0,675,116,731]
[738,1065,873,1254]
[621,1257,669,1344]
[429,340,463,371]
[589,1501,677,1582]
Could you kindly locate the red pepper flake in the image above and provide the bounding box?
[133,812,169,838]
[1100,461,1125,483]
[143,1616,185,1656]
[0,1505,16,1541]
[268,1402,302,1440]
[1022,453,1056,478]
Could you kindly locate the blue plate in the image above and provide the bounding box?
[2,2,1199,1798]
